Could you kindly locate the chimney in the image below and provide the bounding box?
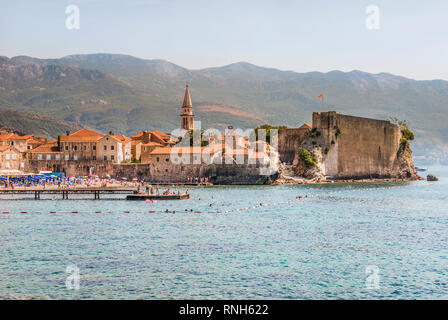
[109,131,114,136]
[66,130,70,136]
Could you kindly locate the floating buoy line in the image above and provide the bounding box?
[0,185,399,215]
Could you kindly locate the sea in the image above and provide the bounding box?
[0,166,447,299]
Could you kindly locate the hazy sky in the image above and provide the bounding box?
[1,0,447,80]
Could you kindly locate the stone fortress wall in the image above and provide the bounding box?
[278,126,311,163]
[310,111,404,179]
[26,160,277,184]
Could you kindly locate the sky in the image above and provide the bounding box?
[0,0,447,80]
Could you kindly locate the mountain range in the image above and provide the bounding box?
[0,53,447,162]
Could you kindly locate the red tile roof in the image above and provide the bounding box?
[111,134,131,145]
[60,129,104,142]
[27,142,61,153]
[0,145,14,152]
[0,133,34,141]
[299,123,312,129]
[131,131,171,144]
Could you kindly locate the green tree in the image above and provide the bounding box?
[390,117,414,141]
[255,124,287,142]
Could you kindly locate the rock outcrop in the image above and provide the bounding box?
[393,140,419,179]
[427,174,438,181]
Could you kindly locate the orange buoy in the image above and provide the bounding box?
[124,211,130,213]
[50,211,56,213]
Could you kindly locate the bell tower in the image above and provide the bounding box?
[180,82,194,130]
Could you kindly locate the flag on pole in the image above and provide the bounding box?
[317,94,324,111]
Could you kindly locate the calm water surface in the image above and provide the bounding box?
[0,166,447,299]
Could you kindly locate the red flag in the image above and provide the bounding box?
[317,94,323,98]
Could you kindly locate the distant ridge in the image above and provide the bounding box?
[0,109,83,139]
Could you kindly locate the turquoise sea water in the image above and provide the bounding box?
[0,166,447,300]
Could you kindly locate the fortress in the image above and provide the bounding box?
[279,111,417,180]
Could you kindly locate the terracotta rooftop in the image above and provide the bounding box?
[27,142,61,153]
[142,142,163,147]
[111,134,131,145]
[60,129,104,142]
[131,130,171,144]
[27,138,46,145]
[299,123,312,129]
[0,145,15,152]
[0,133,34,141]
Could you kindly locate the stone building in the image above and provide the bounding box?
[131,130,174,162]
[131,140,142,161]
[59,129,103,160]
[59,129,131,163]
[26,141,63,161]
[96,133,131,163]
[0,133,45,152]
[0,145,25,171]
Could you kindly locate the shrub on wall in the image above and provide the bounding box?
[401,128,414,141]
[335,128,341,138]
[324,146,331,154]
[390,117,415,141]
[298,148,317,168]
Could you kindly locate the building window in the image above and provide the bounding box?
[83,146,86,150]
[55,155,60,160]
[65,155,69,160]
[93,145,96,150]
[156,157,159,162]
[65,146,69,151]
[104,156,107,160]
[104,146,107,150]
[10,141,14,146]
[46,154,51,160]
[5,154,10,160]
[73,145,78,151]
[111,155,114,161]
[12,154,16,160]
[166,158,169,162]
[20,162,24,168]
[111,145,114,150]
[27,146,31,150]
[37,154,42,160]
[73,155,78,161]
[5,162,10,168]
[93,156,96,160]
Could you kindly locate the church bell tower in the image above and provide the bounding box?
[180,82,194,130]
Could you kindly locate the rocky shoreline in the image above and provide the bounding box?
[273,175,424,185]
[273,164,425,185]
